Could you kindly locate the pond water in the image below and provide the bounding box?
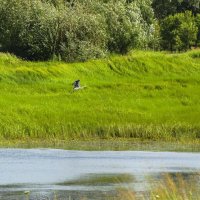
[0,149,200,199]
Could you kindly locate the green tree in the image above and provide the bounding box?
[0,0,107,61]
[152,0,180,19]
[0,0,158,61]
[101,0,157,53]
[160,11,197,51]
[195,14,200,46]
[152,0,200,19]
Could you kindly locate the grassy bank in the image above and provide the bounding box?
[0,50,200,143]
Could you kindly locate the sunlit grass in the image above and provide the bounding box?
[150,173,199,200]
[0,50,200,143]
[117,173,200,200]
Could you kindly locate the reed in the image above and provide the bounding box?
[150,173,199,200]
[117,173,200,200]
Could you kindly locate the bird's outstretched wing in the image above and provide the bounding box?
[73,80,80,88]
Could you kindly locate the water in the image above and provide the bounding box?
[0,149,200,199]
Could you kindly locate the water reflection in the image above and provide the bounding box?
[1,172,199,200]
[0,149,200,199]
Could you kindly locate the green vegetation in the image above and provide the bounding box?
[153,0,200,51]
[0,0,156,61]
[152,0,200,19]
[2,0,200,61]
[0,50,200,143]
[2,0,200,62]
[160,11,198,51]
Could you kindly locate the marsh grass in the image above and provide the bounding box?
[150,173,200,200]
[0,50,200,143]
[117,173,200,200]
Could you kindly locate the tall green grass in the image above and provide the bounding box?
[0,50,200,142]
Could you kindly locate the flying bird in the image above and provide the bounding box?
[72,80,80,90]
[72,80,87,92]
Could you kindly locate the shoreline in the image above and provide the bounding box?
[0,138,200,152]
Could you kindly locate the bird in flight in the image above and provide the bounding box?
[72,80,87,92]
[72,80,80,90]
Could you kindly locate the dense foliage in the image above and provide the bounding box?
[0,0,157,61]
[152,0,200,19]
[152,0,200,51]
[0,0,200,61]
[160,11,198,51]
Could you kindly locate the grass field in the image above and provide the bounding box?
[0,50,200,143]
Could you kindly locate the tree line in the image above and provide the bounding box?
[0,0,200,61]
